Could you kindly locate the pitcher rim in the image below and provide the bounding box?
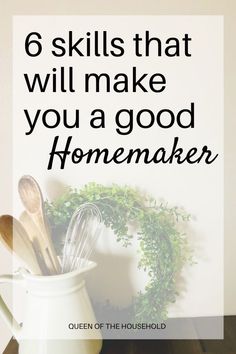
[21,260,97,282]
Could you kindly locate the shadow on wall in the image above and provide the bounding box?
[45,178,200,315]
[86,250,136,308]
[46,178,69,200]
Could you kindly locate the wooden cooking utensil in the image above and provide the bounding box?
[18,176,60,274]
[18,175,60,274]
[0,215,42,274]
[20,211,53,275]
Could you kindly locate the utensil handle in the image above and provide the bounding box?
[0,272,25,338]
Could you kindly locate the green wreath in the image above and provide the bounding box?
[45,183,192,322]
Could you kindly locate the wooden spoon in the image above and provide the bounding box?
[0,215,42,274]
[18,175,60,274]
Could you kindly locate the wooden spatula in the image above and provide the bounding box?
[20,211,53,275]
[18,175,60,274]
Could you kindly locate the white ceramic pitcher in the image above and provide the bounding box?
[0,261,102,354]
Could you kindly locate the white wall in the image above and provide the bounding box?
[13,13,224,319]
[1,0,236,352]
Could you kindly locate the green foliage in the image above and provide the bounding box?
[45,183,192,321]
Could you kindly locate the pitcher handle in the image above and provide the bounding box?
[0,269,26,338]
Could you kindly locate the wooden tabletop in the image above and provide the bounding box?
[3,339,18,354]
[2,338,235,354]
[3,339,202,354]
